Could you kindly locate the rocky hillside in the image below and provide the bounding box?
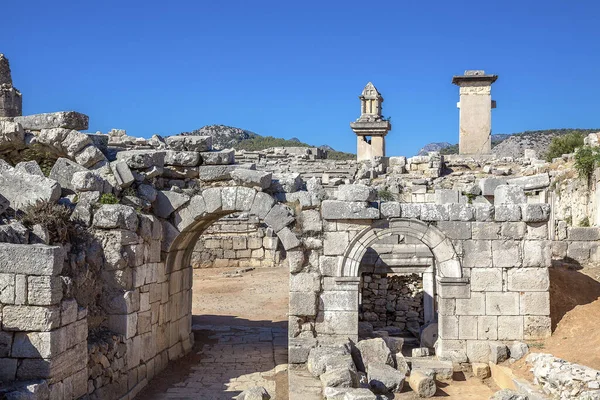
[416,142,452,156]
[178,124,355,160]
[420,130,599,158]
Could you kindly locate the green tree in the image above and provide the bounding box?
[546,132,585,161]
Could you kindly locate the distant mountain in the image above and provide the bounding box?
[419,130,599,158]
[177,125,355,160]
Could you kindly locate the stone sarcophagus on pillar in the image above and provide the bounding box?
[452,70,497,155]
[350,82,391,161]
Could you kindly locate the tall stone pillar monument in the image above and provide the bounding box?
[350,82,391,161]
[0,54,23,118]
[452,70,497,155]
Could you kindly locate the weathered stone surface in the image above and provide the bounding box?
[321,200,379,220]
[509,341,529,360]
[15,161,44,177]
[337,184,376,202]
[270,173,303,193]
[479,178,507,196]
[408,370,436,397]
[2,305,60,331]
[27,276,63,306]
[380,202,401,218]
[264,204,295,232]
[507,173,550,190]
[0,243,64,276]
[110,161,135,188]
[400,203,421,218]
[116,150,165,169]
[71,170,104,192]
[14,111,89,130]
[0,120,25,150]
[201,149,235,165]
[489,341,509,364]
[198,165,239,181]
[354,338,394,372]
[289,292,317,316]
[320,367,358,388]
[153,190,189,219]
[74,144,106,167]
[231,169,272,190]
[490,389,528,400]
[494,185,526,205]
[474,203,495,221]
[494,205,522,221]
[420,204,449,221]
[49,158,88,192]
[164,150,201,167]
[411,359,453,380]
[307,345,352,377]
[277,227,301,250]
[0,168,61,210]
[521,204,550,222]
[165,135,212,152]
[472,362,490,379]
[567,226,600,241]
[367,362,405,394]
[93,204,138,231]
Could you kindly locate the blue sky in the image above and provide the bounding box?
[2,0,600,155]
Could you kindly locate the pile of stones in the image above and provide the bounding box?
[307,337,452,399]
[527,353,600,399]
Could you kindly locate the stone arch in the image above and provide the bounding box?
[163,185,302,273]
[337,218,462,279]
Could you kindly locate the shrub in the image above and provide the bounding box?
[546,132,585,161]
[574,146,600,180]
[377,189,396,201]
[99,193,119,204]
[579,217,590,227]
[18,201,76,244]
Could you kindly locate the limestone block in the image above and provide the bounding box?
[492,240,521,268]
[519,292,550,315]
[380,201,401,218]
[27,276,63,306]
[33,127,90,156]
[277,227,301,250]
[410,359,453,380]
[290,272,320,292]
[507,173,550,190]
[479,178,507,196]
[164,150,201,167]
[400,203,421,218]
[367,362,405,394]
[231,169,272,189]
[466,340,490,363]
[408,370,436,397]
[420,204,449,221]
[262,204,293,232]
[319,291,357,311]
[474,203,495,221]
[0,273,15,304]
[434,339,467,363]
[60,299,78,326]
[472,362,490,379]
[15,161,44,177]
[319,256,340,277]
[199,149,235,165]
[566,241,591,261]
[500,222,526,239]
[110,161,135,188]
[336,184,376,202]
[153,190,189,219]
[472,222,500,240]
[435,189,459,204]
[567,226,600,241]
[485,292,519,315]
[0,120,25,150]
[439,315,459,339]
[2,305,60,331]
[197,165,235,181]
[93,204,138,231]
[237,386,271,400]
[299,209,322,233]
[507,268,549,291]
[471,268,502,291]
[0,243,64,276]
[306,344,352,376]
[494,185,526,205]
[12,330,67,358]
[14,111,89,130]
[447,204,475,221]
[494,205,522,221]
[523,316,551,340]
[321,200,379,220]
[462,240,492,268]
[270,173,302,193]
[523,238,551,264]
[488,341,509,364]
[509,341,529,360]
[477,316,498,340]
[74,144,106,167]
[437,221,471,240]
[248,191,275,219]
[324,231,349,256]
[116,150,165,169]
[165,135,211,151]
[0,168,61,210]
[354,338,394,372]
[108,313,138,339]
[458,316,478,339]
[235,186,256,211]
[521,204,551,222]
[70,170,104,192]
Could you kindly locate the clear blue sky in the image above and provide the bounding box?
[3,0,600,155]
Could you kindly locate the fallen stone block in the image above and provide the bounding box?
[165,135,212,151]
[489,341,509,364]
[0,168,61,210]
[0,120,25,150]
[49,157,88,192]
[489,389,528,400]
[320,367,358,388]
[153,190,189,219]
[367,362,405,394]
[14,111,89,130]
[116,150,165,169]
[337,184,376,202]
[71,170,104,192]
[494,185,526,205]
[15,161,44,177]
[93,204,138,231]
[507,173,550,190]
[354,338,394,372]
[412,347,430,357]
[110,161,135,188]
[509,341,529,361]
[198,165,240,181]
[307,344,352,377]
[410,359,453,380]
[471,362,490,379]
[201,149,235,165]
[408,370,436,397]
[270,173,303,193]
[323,387,377,400]
[164,150,201,167]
